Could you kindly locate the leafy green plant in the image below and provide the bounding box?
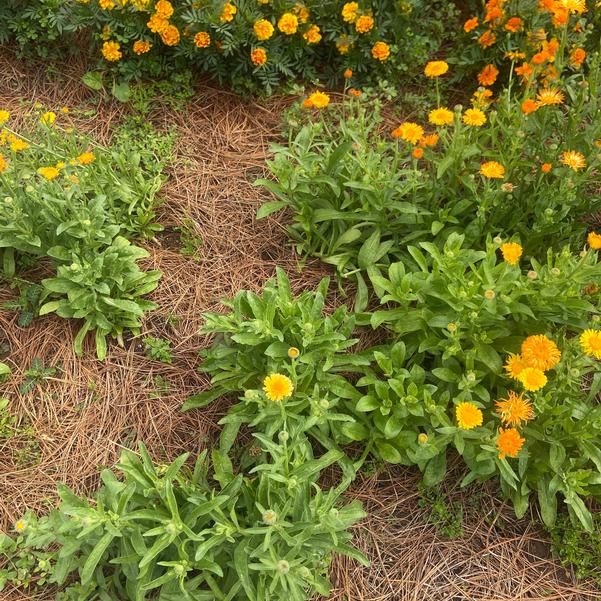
[2,282,42,327]
[19,358,58,395]
[143,336,174,364]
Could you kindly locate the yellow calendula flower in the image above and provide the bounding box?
[0,154,7,173]
[253,19,274,41]
[355,15,374,33]
[263,373,294,401]
[0,110,10,125]
[99,0,115,9]
[341,2,359,23]
[588,231,601,250]
[303,24,321,44]
[560,150,586,171]
[521,335,561,371]
[287,347,300,359]
[303,91,330,109]
[10,139,29,152]
[77,151,95,165]
[536,87,565,106]
[418,433,429,444]
[504,354,530,380]
[456,402,483,430]
[500,242,522,265]
[480,161,505,179]
[133,40,152,54]
[580,329,601,359]
[462,108,486,126]
[371,41,390,61]
[40,111,56,125]
[278,13,298,34]
[102,41,122,61]
[38,166,60,180]
[428,107,454,126]
[518,367,547,392]
[496,391,534,427]
[14,519,27,533]
[497,427,525,459]
[391,122,424,145]
[194,32,211,48]
[424,60,449,77]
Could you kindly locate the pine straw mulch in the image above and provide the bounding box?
[0,49,599,600]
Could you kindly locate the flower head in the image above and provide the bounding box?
[497,427,525,459]
[154,0,173,18]
[253,19,274,41]
[504,354,530,380]
[160,24,180,46]
[560,150,586,171]
[102,41,122,61]
[521,98,538,114]
[463,108,486,126]
[40,111,56,125]
[521,335,561,371]
[588,232,601,250]
[77,151,95,165]
[478,64,499,86]
[288,347,300,359]
[38,166,60,180]
[570,47,586,67]
[456,402,483,430]
[278,13,298,34]
[133,40,152,54]
[536,88,564,106]
[343,68,353,79]
[580,330,601,359]
[194,32,211,48]
[355,15,374,33]
[303,24,322,44]
[479,30,496,47]
[0,110,9,125]
[0,154,7,173]
[505,17,524,32]
[14,519,27,533]
[541,162,552,173]
[303,91,330,109]
[500,242,522,265]
[480,161,505,179]
[428,107,454,126]
[424,61,449,78]
[250,48,267,66]
[464,17,479,32]
[392,122,424,145]
[496,391,534,427]
[147,14,168,33]
[220,2,237,22]
[263,374,293,402]
[10,138,29,152]
[371,41,390,61]
[518,367,547,392]
[341,2,359,23]
[420,133,439,147]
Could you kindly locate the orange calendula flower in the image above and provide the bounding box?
[500,241,522,264]
[496,391,534,427]
[412,147,424,159]
[194,31,211,48]
[303,24,321,44]
[220,2,237,22]
[497,427,525,459]
[428,107,454,126]
[580,330,601,359]
[424,60,449,77]
[343,68,353,78]
[250,48,267,66]
[504,354,530,380]
[477,64,499,86]
[253,19,274,41]
[505,16,523,32]
[392,122,425,145]
[133,40,152,54]
[371,41,390,61]
[303,91,330,109]
[463,108,487,126]
[518,367,547,391]
[521,98,539,114]
[479,30,496,47]
[464,16,479,32]
[515,61,534,81]
[419,133,439,147]
[263,373,294,401]
[521,335,561,371]
[348,88,362,97]
[541,162,552,173]
[480,160,505,179]
[278,12,298,34]
[536,88,564,106]
[570,47,586,67]
[456,402,483,430]
[355,15,374,33]
[560,150,586,171]
[588,231,601,250]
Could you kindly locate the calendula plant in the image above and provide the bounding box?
[0,108,162,358]
[184,267,369,410]
[3,428,367,601]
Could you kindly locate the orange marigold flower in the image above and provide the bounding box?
[477,64,499,86]
[456,402,483,429]
[392,122,424,145]
[521,98,539,114]
[500,241,522,264]
[479,30,496,47]
[497,427,525,459]
[515,62,533,81]
[464,16,479,32]
[463,108,487,126]
[160,24,180,46]
[278,12,298,34]
[253,19,274,41]
[194,31,211,48]
[541,162,552,173]
[154,0,173,19]
[102,40,122,61]
[480,160,505,179]
[147,14,169,33]
[505,16,523,32]
[518,367,547,392]
[250,48,267,66]
[371,41,390,61]
[588,231,601,250]
[496,391,534,427]
[428,107,454,126]
[341,2,359,23]
[560,150,586,171]
[303,24,322,44]
[580,329,601,359]
[504,354,530,380]
[220,2,237,22]
[521,335,561,371]
[133,40,152,54]
[355,15,374,33]
[424,60,449,78]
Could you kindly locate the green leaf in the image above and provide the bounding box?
[256,201,287,219]
[112,81,130,103]
[82,71,103,91]
[0,363,11,377]
[422,453,447,487]
[375,441,402,464]
[356,395,379,412]
[81,531,116,584]
[537,479,557,528]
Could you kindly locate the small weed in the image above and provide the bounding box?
[143,337,173,364]
[2,282,42,328]
[176,219,203,261]
[149,375,171,399]
[20,359,58,395]
[418,482,464,538]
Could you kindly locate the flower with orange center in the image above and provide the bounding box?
[521,335,561,371]
[428,107,454,126]
[147,14,169,33]
[303,24,321,44]
[570,47,586,67]
[371,41,390,61]
[77,151,95,165]
[464,16,479,32]
[505,16,523,32]
[278,12,298,34]
[504,354,530,380]
[250,48,267,66]
[480,161,505,179]
[420,133,439,147]
[463,108,487,126]
[160,24,180,46]
[392,122,425,145]
[133,40,152,54]
[496,391,534,427]
[521,98,538,114]
[456,402,483,429]
[355,15,374,33]
[588,231,601,250]
[348,88,362,97]
[500,241,522,264]
[253,19,274,41]
[479,30,496,47]
[541,162,552,173]
[412,147,424,159]
[303,91,330,109]
[497,427,525,459]
[478,64,499,86]
[287,347,300,359]
[263,373,294,401]
[220,2,237,22]
[560,150,586,171]
[536,88,564,106]
[580,330,601,359]
[343,68,353,78]
[154,0,173,19]
[424,60,449,77]
[194,31,211,48]
[102,41,122,61]
[518,367,547,392]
